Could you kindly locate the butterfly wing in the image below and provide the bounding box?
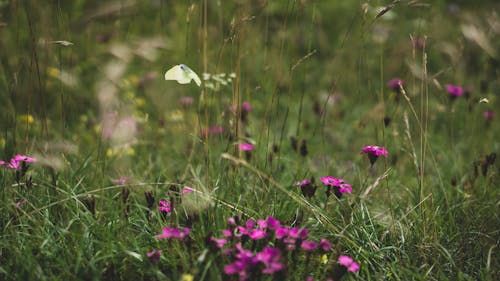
[165,65,191,84]
[180,64,201,87]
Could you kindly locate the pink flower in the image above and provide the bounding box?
[338,255,360,272]
[200,126,224,137]
[387,78,404,92]
[362,145,388,157]
[249,229,267,240]
[2,154,38,170]
[445,84,464,97]
[155,227,190,240]
[484,110,494,120]
[179,96,194,105]
[339,183,352,194]
[363,145,388,165]
[15,199,28,208]
[238,143,254,151]
[320,176,344,187]
[158,200,172,213]
[256,247,284,274]
[13,154,37,163]
[242,102,252,112]
[182,186,194,195]
[300,240,318,251]
[146,249,162,264]
[266,217,281,230]
[112,177,130,184]
[319,238,331,251]
[210,237,228,248]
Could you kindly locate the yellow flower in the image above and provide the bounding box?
[134,97,146,107]
[125,147,135,156]
[18,114,34,124]
[181,273,194,281]
[47,67,60,78]
[106,148,114,157]
[0,137,5,148]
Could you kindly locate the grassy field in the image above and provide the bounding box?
[1,1,499,280]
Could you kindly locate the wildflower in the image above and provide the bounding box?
[362,145,388,165]
[266,217,281,230]
[387,78,404,93]
[339,183,352,194]
[319,238,331,252]
[242,102,252,112]
[15,199,28,208]
[338,255,360,272]
[295,179,316,198]
[2,154,38,170]
[146,249,162,264]
[155,227,190,240]
[179,96,194,106]
[181,274,194,281]
[320,176,344,187]
[300,240,318,251]
[257,247,284,274]
[238,143,254,151]
[158,200,173,213]
[112,177,130,184]
[445,84,464,98]
[182,186,194,195]
[200,126,224,137]
[249,229,267,240]
[210,237,228,248]
[483,110,494,120]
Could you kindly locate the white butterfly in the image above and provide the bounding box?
[479,97,489,103]
[164,64,201,87]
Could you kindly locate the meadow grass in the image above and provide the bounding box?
[0,1,499,280]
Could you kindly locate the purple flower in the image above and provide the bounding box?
[238,143,254,151]
[155,227,190,240]
[242,102,252,112]
[158,200,173,213]
[182,186,194,195]
[210,237,228,248]
[338,255,360,272]
[300,240,318,251]
[319,239,331,251]
[363,145,388,165]
[275,227,289,240]
[2,154,38,170]
[146,249,162,264]
[295,179,317,198]
[320,176,344,187]
[256,247,284,274]
[387,78,404,92]
[362,145,388,157]
[266,217,281,230]
[200,126,224,137]
[339,183,352,194]
[445,84,464,98]
[222,229,233,237]
[484,110,494,120]
[249,229,267,240]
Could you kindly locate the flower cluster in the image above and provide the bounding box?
[155,227,190,240]
[320,176,353,198]
[338,255,360,272]
[209,216,333,281]
[0,154,37,170]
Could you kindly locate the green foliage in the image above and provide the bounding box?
[0,1,499,280]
